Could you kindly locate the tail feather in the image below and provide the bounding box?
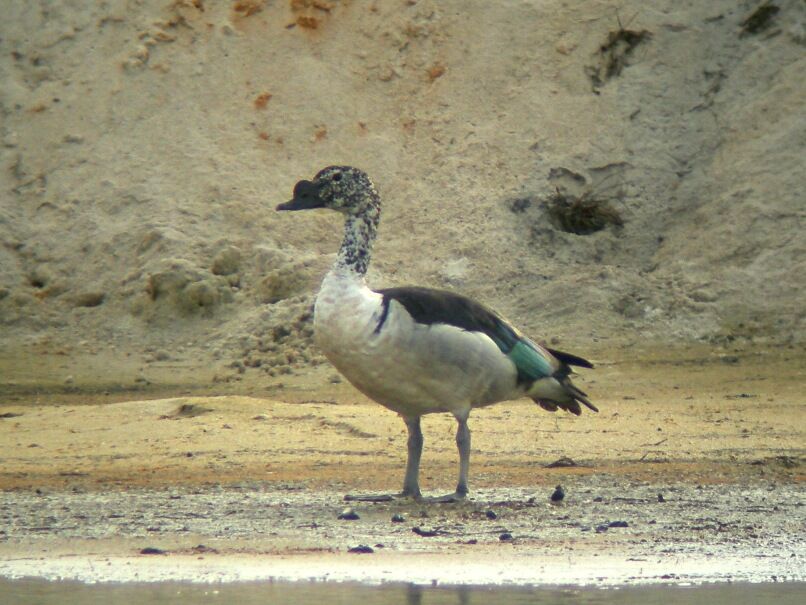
[537,400,559,413]
[529,376,598,416]
[564,379,598,413]
[545,347,594,369]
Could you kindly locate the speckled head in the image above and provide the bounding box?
[277,166,379,217]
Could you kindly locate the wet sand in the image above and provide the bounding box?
[0,344,803,586]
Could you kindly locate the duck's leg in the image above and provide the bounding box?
[344,416,423,502]
[401,416,424,499]
[427,412,470,503]
[454,414,471,498]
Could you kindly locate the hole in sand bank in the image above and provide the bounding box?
[546,189,624,236]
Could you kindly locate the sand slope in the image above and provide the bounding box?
[0,1,804,387]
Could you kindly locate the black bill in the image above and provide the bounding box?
[276,179,325,211]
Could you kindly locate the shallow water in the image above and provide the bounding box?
[2,579,804,605]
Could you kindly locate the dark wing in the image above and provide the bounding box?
[375,286,560,383]
[375,286,520,352]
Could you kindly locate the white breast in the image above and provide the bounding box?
[313,270,386,363]
[314,271,520,418]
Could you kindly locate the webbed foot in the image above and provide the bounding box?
[421,491,467,504]
[344,491,420,503]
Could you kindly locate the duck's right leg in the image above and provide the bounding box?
[400,416,423,499]
[344,416,423,502]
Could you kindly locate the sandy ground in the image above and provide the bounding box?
[0,343,803,585]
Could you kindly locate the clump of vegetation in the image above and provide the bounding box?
[546,189,624,235]
[586,17,652,91]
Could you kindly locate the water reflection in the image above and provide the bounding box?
[0,579,803,605]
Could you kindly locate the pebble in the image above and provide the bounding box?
[338,507,360,520]
[485,509,497,520]
[499,532,513,541]
[347,545,373,554]
[391,513,405,523]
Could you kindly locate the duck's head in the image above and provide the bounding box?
[277,166,378,216]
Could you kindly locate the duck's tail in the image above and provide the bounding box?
[529,347,598,416]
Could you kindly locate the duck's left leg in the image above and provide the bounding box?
[428,410,471,503]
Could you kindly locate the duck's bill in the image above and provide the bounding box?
[276,179,325,211]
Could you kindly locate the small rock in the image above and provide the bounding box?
[140,547,166,555]
[485,510,497,520]
[348,545,374,554]
[499,532,513,541]
[595,524,609,533]
[412,526,440,537]
[608,520,629,528]
[338,507,360,520]
[550,485,565,503]
[391,513,405,523]
[545,456,577,468]
[167,403,212,418]
[657,493,666,503]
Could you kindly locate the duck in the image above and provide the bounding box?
[276,166,597,502]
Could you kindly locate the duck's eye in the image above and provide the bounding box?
[332,172,342,182]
